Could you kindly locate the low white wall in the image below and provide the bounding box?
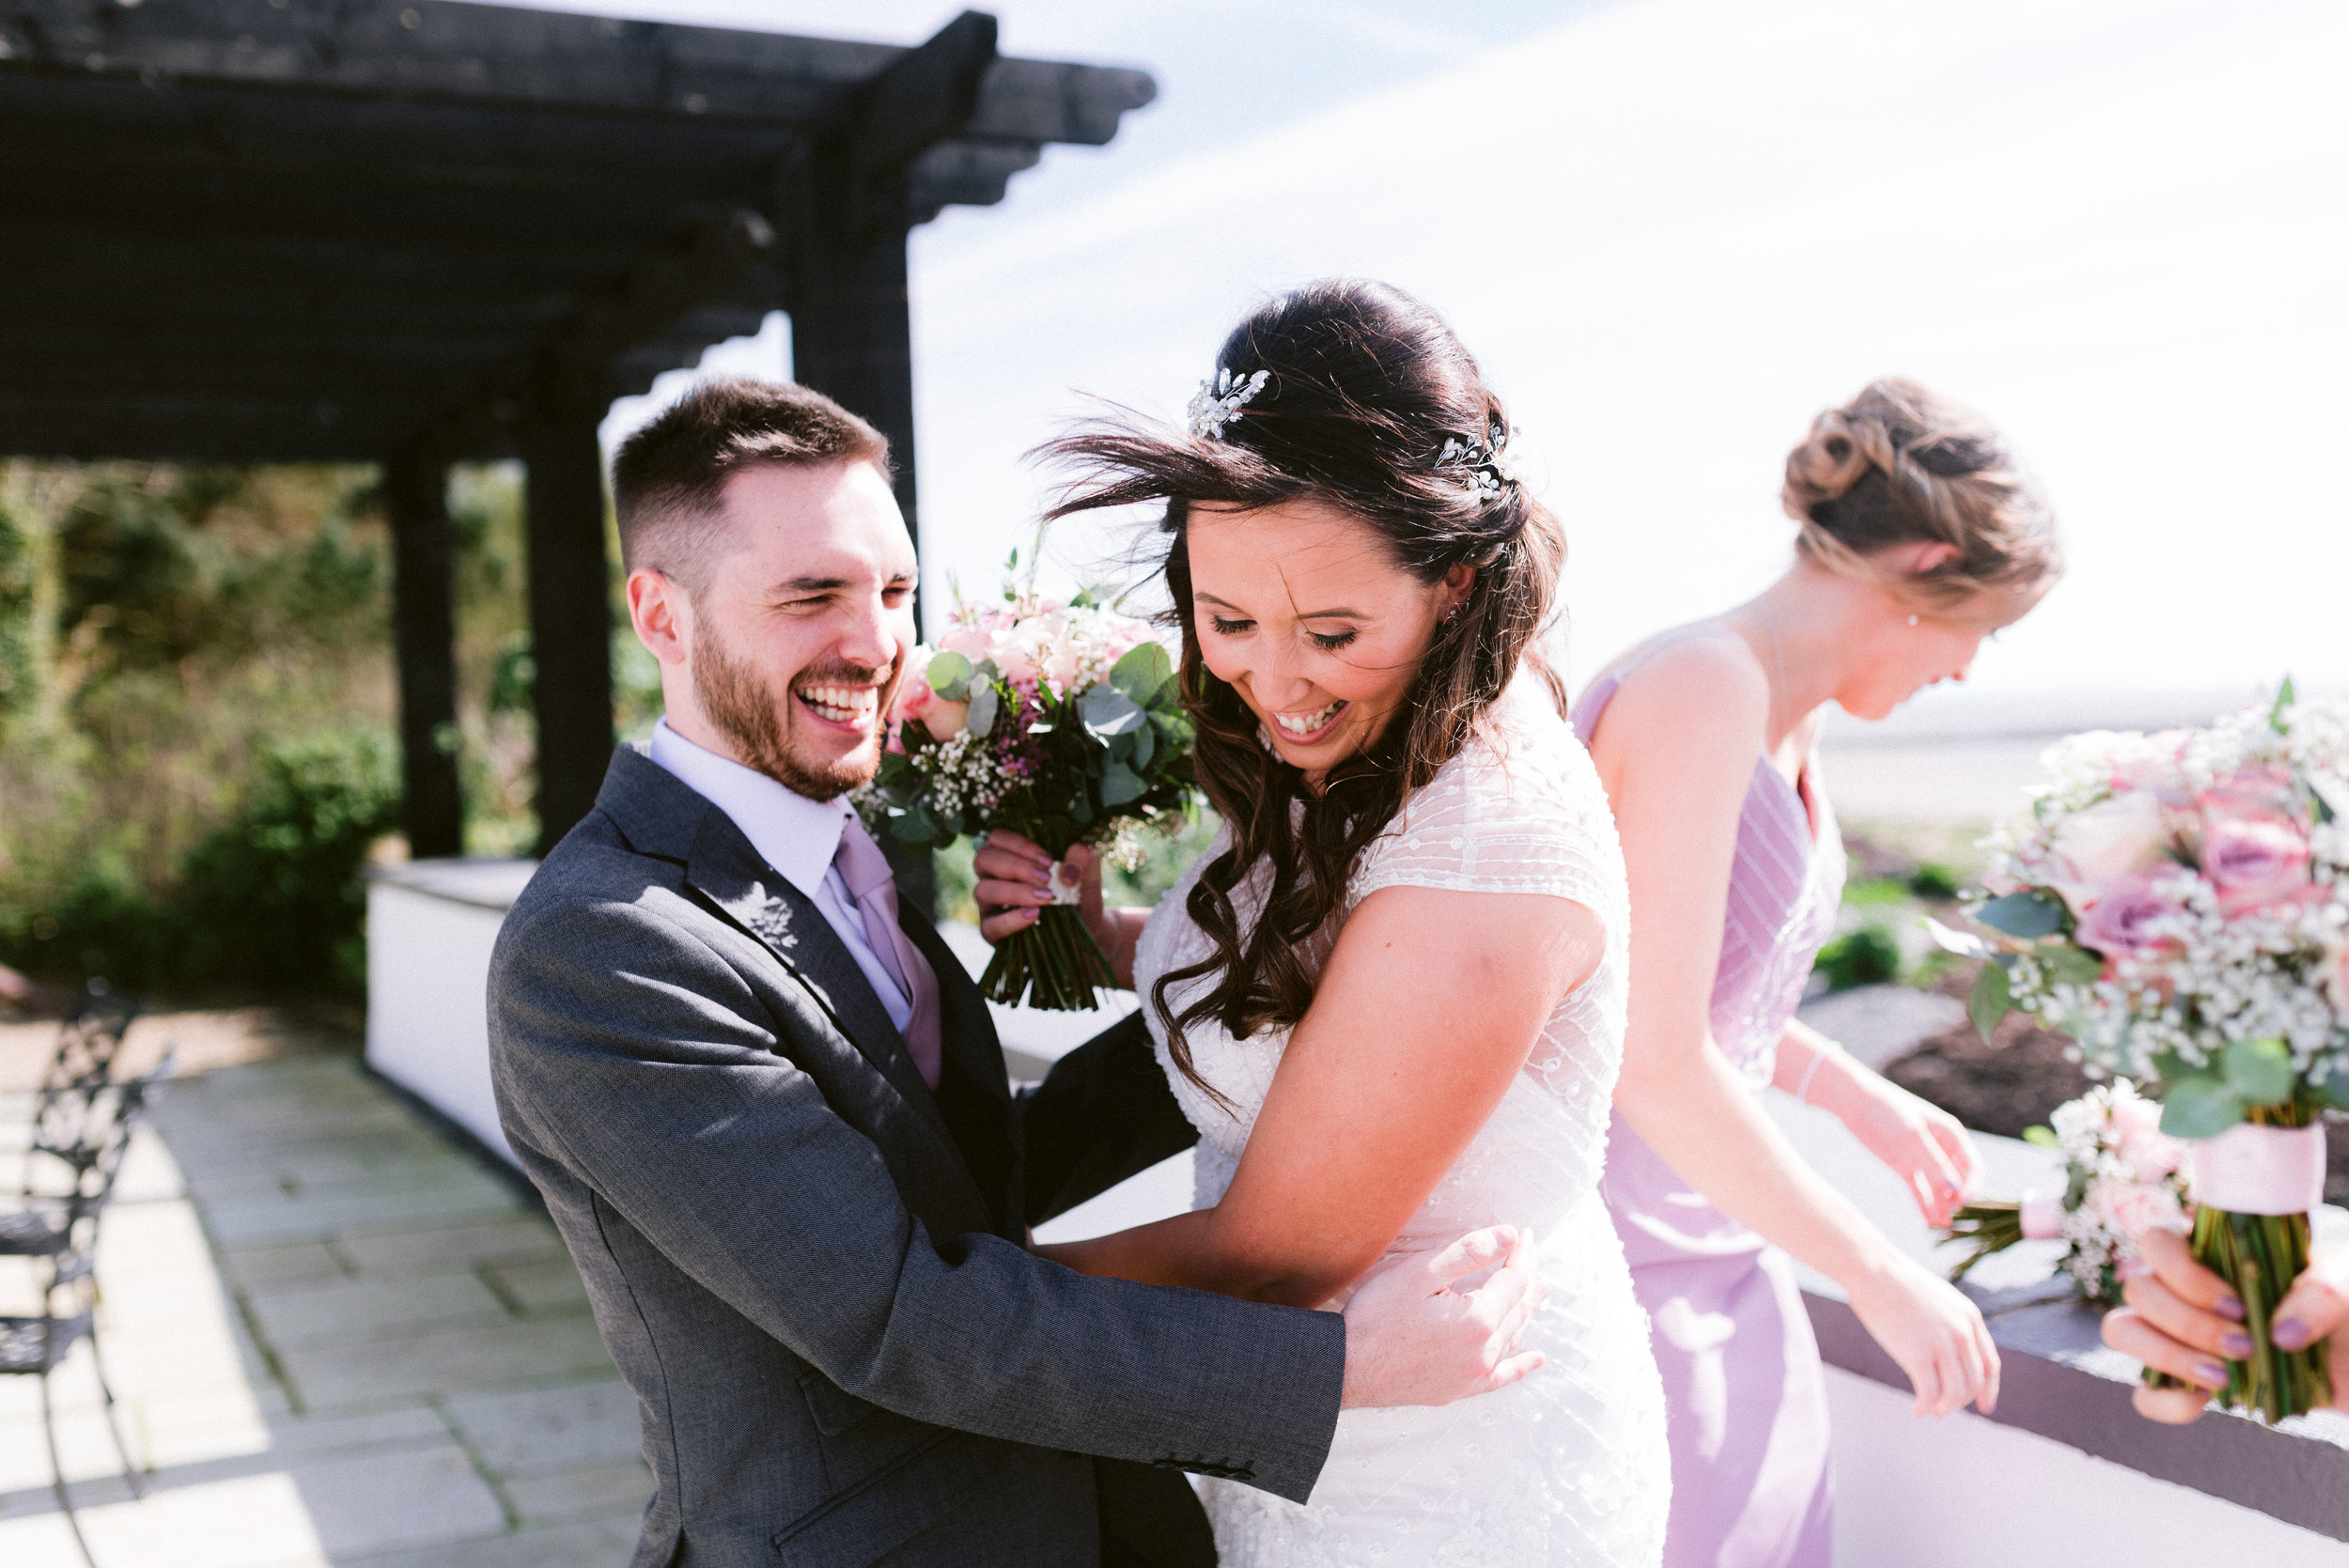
[364,861,537,1163]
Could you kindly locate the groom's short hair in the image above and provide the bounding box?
[613,377,893,597]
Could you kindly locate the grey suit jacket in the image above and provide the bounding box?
[488,750,1345,1568]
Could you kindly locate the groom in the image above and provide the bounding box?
[488,377,1546,1568]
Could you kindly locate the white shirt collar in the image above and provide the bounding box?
[647,718,848,900]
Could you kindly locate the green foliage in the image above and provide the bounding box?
[1906,862,1961,900]
[1843,877,1914,908]
[174,728,400,993]
[1814,924,1902,990]
[0,727,398,997]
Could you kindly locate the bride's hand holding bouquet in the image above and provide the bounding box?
[861,585,1193,1009]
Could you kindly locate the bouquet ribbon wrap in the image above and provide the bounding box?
[1044,862,1085,908]
[2018,1190,2064,1241]
[2190,1123,2328,1216]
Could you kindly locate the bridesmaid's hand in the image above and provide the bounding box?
[973,830,1106,948]
[1827,1062,1983,1229]
[1846,1252,2001,1418]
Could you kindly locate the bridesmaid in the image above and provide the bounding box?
[1576,378,2062,1566]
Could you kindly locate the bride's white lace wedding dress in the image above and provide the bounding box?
[1133,681,1671,1566]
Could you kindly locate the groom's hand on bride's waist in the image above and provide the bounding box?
[1338,1225,1549,1408]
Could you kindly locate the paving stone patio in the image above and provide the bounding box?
[0,1048,651,1567]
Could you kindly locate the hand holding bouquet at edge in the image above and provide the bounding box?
[857,587,1195,1010]
[1944,681,2349,1422]
[1939,1079,2193,1307]
[2104,1233,2349,1423]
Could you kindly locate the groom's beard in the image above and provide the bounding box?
[691,621,889,802]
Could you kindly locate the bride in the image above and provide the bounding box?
[976,279,1669,1565]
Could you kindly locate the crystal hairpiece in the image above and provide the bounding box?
[1437,420,1518,504]
[1186,367,1270,440]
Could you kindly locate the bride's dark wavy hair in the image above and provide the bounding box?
[1034,279,1567,1100]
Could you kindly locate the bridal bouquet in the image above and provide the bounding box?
[861,590,1194,1010]
[1941,1079,2193,1307]
[1954,685,2349,1420]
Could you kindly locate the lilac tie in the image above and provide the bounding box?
[832,815,944,1091]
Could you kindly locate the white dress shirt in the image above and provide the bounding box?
[646,719,912,1032]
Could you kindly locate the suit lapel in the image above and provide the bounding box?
[681,811,958,1126]
[595,749,1003,1235]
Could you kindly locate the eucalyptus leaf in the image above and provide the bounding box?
[2040,944,2106,988]
[2315,1065,2349,1111]
[2159,1077,2247,1139]
[1968,960,2013,1043]
[966,682,1000,738]
[1111,642,1176,706]
[2221,1036,2296,1108]
[1973,891,2067,939]
[889,803,942,846]
[926,650,972,698]
[1130,720,1156,771]
[1079,683,1147,737]
[1098,761,1146,806]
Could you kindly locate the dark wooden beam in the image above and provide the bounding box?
[0,2,1152,151]
[521,414,613,855]
[406,210,779,462]
[384,449,464,859]
[832,10,997,236]
[0,394,414,461]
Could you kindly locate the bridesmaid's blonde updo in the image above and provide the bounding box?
[1781,378,2061,624]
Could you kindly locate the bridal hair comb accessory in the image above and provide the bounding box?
[1186,367,1270,440]
[1437,419,1518,504]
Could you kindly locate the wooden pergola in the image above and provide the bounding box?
[0,0,1152,853]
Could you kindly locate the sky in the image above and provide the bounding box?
[510,0,2349,714]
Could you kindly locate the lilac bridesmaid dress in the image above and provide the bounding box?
[1573,634,1847,1568]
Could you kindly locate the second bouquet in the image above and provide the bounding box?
[862,591,1195,1010]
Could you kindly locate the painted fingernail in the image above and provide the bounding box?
[2221,1331,2254,1358]
[2216,1293,2246,1322]
[2273,1316,2311,1351]
[2194,1360,2229,1387]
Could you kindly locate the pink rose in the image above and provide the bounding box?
[2076,871,2188,960]
[2089,1176,2189,1242]
[2047,790,2174,913]
[893,671,936,726]
[2112,730,2193,795]
[2117,1124,2184,1182]
[935,623,988,660]
[2200,815,2314,918]
[921,697,969,740]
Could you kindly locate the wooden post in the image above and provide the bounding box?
[792,219,922,614]
[792,217,936,915]
[383,450,465,859]
[521,414,614,856]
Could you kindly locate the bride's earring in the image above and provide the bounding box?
[1442,599,1466,626]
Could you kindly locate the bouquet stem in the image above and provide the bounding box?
[2144,1202,2330,1422]
[1943,1201,2027,1282]
[978,904,1116,1011]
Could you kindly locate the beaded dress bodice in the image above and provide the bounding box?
[1132,682,1669,1567]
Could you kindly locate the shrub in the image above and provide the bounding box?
[1907,862,1961,900]
[172,727,400,994]
[0,726,398,997]
[1814,924,1902,991]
